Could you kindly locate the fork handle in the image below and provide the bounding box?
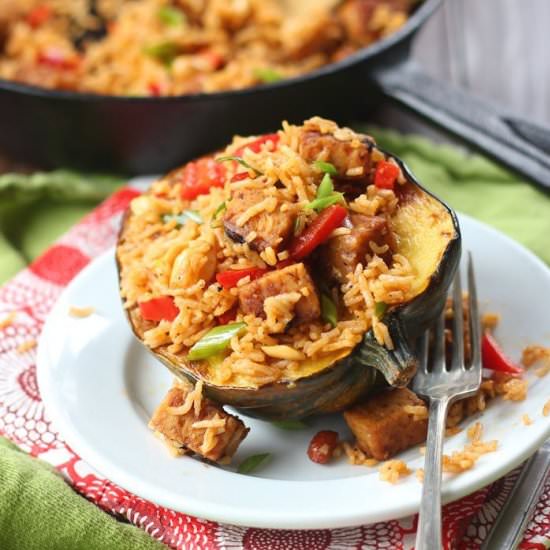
[416,396,450,550]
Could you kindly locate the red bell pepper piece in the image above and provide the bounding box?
[139,296,179,322]
[230,172,249,182]
[180,157,226,200]
[217,307,237,325]
[374,160,400,190]
[234,133,279,156]
[216,267,269,289]
[37,48,80,70]
[148,82,163,96]
[482,333,523,374]
[288,204,347,260]
[27,5,51,28]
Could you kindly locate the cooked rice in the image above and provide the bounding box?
[167,379,203,416]
[481,312,500,331]
[68,305,95,318]
[16,339,37,353]
[0,312,16,329]
[522,345,550,377]
[378,459,411,483]
[466,421,483,442]
[522,414,533,426]
[192,413,227,454]
[543,399,550,417]
[342,442,378,467]
[118,117,417,388]
[0,0,416,96]
[493,374,528,402]
[442,439,497,474]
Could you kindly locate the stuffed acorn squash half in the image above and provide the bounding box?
[117,117,460,420]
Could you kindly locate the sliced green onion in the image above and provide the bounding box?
[306,173,346,212]
[158,6,185,26]
[143,42,180,66]
[272,420,307,430]
[253,68,282,84]
[216,156,262,176]
[163,209,203,227]
[313,160,337,175]
[306,193,345,212]
[238,453,271,474]
[321,293,338,328]
[374,301,388,319]
[210,201,226,225]
[317,173,334,199]
[187,322,246,361]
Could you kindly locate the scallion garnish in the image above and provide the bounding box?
[187,322,246,361]
[374,301,388,319]
[313,160,337,175]
[321,293,338,328]
[306,193,345,212]
[210,201,227,227]
[238,453,271,474]
[158,6,185,26]
[143,41,180,66]
[253,68,282,84]
[162,210,203,226]
[317,172,334,198]
[272,420,307,430]
[306,173,346,212]
[216,156,262,176]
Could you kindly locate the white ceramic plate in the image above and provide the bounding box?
[37,214,550,529]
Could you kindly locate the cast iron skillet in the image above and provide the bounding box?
[1,0,549,188]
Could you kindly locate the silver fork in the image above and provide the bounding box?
[413,252,483,550]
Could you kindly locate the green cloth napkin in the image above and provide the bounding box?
[0,437,164,550]
[0,171,123,283]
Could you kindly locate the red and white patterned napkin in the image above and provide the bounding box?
[0,187,548,549]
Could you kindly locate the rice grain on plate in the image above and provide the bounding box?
[442,439,497,474]
[522,345,550,377]
[68,305,95,318]
[378,459,411,483]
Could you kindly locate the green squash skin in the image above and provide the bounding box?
[154,347,383,420]
[117,153,461,421]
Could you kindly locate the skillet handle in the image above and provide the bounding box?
[371,59,550,192]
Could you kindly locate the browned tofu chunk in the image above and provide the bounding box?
[224,188,296,253]
[149,382,249,463]
[298,130,372,178]
[337,0,411,46]
[322,214,394,283]
[344,388,428,460]
[238,263,320,325]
